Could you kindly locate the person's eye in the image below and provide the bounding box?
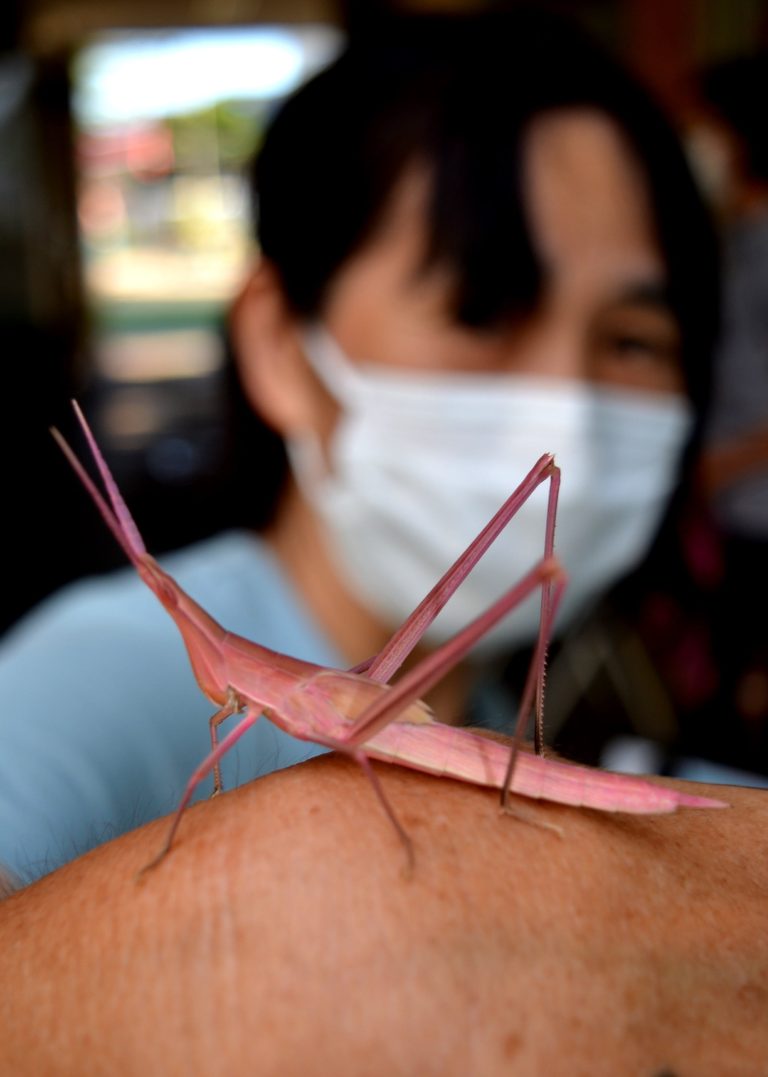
[606,331,680,363]
[593,311,682,366]
[590,312,684,392]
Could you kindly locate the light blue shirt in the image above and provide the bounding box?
[0,532,338,882]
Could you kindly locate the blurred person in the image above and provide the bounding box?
[0,8,719,884]
[681,51,768,769]
[695,51,768,525]
[2,754,766,1074]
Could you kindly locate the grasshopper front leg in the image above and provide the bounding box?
[208,689,245,797]
[139,706,264,877]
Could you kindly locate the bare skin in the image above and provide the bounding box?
[1,755,766,1076]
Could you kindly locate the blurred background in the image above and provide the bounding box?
[3,0,768,775]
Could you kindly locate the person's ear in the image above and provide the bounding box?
[230,261,321,437]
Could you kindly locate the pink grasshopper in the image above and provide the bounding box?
[52,403,726,870]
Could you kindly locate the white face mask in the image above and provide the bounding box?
[288,326,693,657]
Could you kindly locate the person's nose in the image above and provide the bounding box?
[500,315,587,382]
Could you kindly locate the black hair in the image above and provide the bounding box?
[699,50,768,185]
[253,7,719,415]
[230,6,720,527]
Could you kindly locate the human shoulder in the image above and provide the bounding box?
[1,758,766,1074]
